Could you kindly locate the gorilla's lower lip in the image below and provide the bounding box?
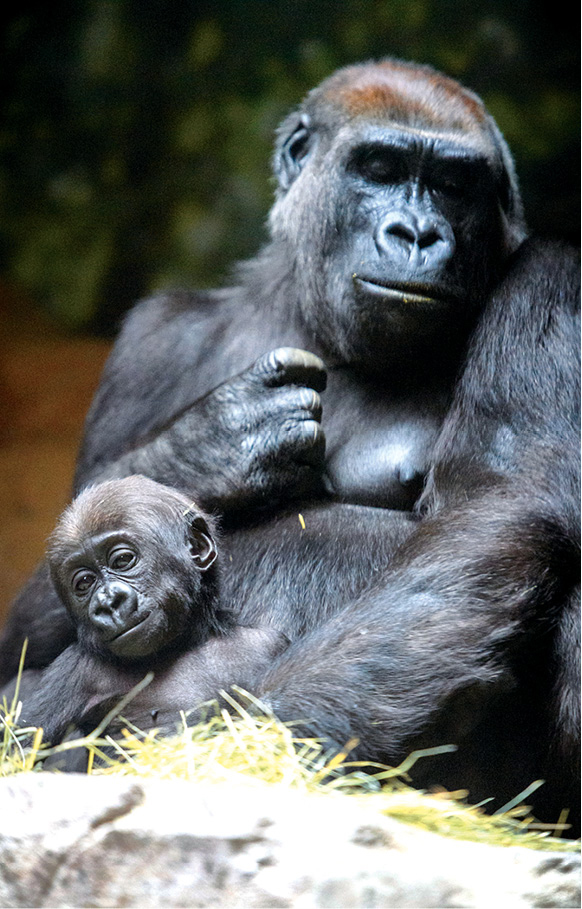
[109,613,150,642]
[354,277,450,306]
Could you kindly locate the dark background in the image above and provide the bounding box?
[0,0,579,334]
[0,0,579,620]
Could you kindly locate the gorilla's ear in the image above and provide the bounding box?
[187,515,218,571]
[273,113,314,191]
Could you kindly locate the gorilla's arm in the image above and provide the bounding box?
[75,300,327,516]
[2,628,289,746]
[1,645,121,745]
[100,626,290,734]
[256,484,575,752]
[255,240,580,763]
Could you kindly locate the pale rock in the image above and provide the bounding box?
[0,774,578,908]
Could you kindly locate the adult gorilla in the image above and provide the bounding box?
[1,60,579,827]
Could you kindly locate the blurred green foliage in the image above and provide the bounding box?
[0,0,578,333]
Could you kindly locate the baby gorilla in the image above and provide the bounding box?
[50,475,226,661]
[2,476,287,746]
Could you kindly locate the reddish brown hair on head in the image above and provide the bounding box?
[290,57,526,248]
[318,59,488,136]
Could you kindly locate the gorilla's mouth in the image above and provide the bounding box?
[353,277,453,306]
[108,611,151,644]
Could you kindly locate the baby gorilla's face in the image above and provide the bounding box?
[56,529,197,660]
[53,530,214,661]
[47,476,219,662]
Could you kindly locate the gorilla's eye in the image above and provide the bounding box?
[350,146,405,185]
[108,547,138,571]
[434,163,481,199]
[436,175,468,197]
[71,570,97,596]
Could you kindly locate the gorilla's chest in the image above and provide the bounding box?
[323,376,450,510]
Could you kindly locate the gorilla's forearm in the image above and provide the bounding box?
[1,645,122,745]
[256,485,577,761]
[102,627,290,734]
[76,347,327,518]
[2,628,290,746]
[76,422,240,512]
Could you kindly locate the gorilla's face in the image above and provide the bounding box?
[48,477,218,662]
[269,61,522,368]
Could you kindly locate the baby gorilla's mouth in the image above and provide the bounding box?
[109,612,149,641]
[108,611,151,644]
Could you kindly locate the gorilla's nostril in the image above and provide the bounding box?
[388,224,417,244]
[418,229,443,249]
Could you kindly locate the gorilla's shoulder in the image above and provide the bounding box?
[115,287,240,355]
[124,288,222,332]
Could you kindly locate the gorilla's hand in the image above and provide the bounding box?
[77,347,327,517]
[121,347,326,515]
[168,347,327,513]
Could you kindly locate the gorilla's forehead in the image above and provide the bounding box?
[333,119,493,161]
[313,61,489,140]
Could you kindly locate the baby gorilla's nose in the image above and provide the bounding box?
[90,581,138,628]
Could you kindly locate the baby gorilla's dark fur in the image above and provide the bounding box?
[2,477,287,746]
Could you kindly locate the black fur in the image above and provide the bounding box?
[0,60,579,830]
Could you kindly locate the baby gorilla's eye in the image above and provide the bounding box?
[108,547,138,571]
[71,570,96,596]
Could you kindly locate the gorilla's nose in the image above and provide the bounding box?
[90,581,138,626]
[376,211,455,272]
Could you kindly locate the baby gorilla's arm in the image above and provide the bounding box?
[1,627,290,745]
[1,645,132,745]
[100,626,290,732]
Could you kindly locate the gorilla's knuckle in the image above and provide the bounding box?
[279,417,301,438]
[263,347,297,374]
[255,347,326,388]
[297,388,322,415]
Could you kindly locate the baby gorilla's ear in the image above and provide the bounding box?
[187,515,218,571]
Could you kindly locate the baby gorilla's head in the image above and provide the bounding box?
[47,476,223,662]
